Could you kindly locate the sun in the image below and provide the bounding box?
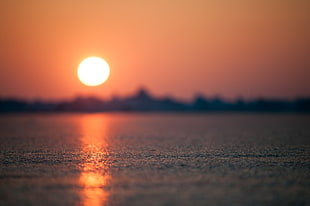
[77,57,110,86]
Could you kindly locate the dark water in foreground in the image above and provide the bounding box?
[0,113,309,206]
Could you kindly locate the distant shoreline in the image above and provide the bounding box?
[1,89,309,113]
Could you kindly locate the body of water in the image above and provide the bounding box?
[0,113,309,206]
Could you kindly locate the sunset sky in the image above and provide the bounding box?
[0,0,309,100]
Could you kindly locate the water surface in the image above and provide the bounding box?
[0,113,309,206]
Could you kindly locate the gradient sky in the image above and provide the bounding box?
[0,0,309,100]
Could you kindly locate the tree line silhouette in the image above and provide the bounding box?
[1,88,309,113]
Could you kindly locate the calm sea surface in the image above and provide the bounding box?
[0,113,309,206]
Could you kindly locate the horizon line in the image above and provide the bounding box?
[1,87,310,103]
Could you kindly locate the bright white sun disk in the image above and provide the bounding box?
[77,57,110,86]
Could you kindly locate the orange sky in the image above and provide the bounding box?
[0,0,309,100]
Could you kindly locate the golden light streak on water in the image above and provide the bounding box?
[78,114,111,206]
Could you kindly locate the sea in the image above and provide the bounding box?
[0,113,309,206]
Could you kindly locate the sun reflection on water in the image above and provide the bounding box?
[78,114,111,206]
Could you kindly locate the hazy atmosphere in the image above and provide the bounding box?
[1,0,309,100]
[1,2,310,206]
